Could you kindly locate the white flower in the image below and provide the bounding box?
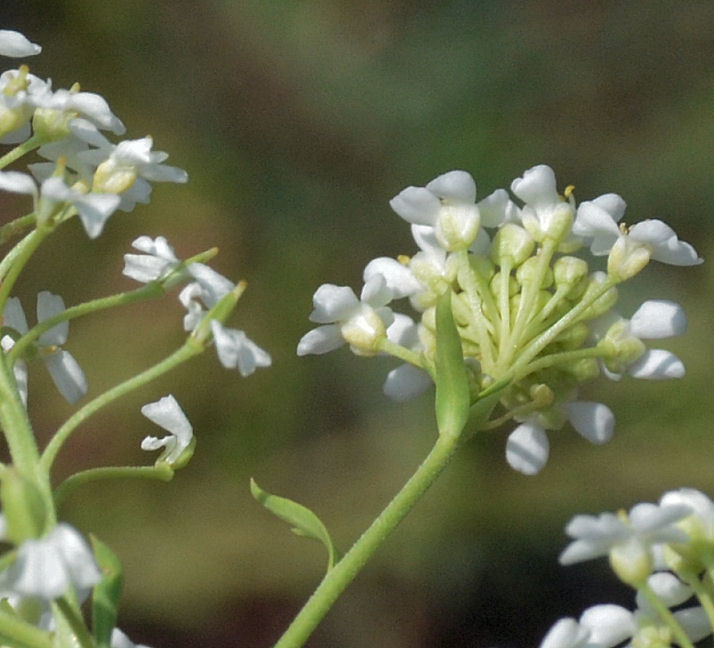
[660,488,714,543]
[0,70,52,142]
[573,196,702,276]
[595,300,687,380]
[0,30,41,58]
[382,314,432,401]
[210,320,272,376]
[297,275,395,356]
[2,292,87,404]
[362,257,423,299]
[87,136,187,211]
[178,263,235,331]
[140,395,193,466]
[123,235,179,283]
[505,400,614,475]
[41,87,125,136]
[0,171,120,238]
[510,164,575,242]
[389,170,481,251]
[559,501,692,584]
[0,523,101,601]
[539,618,599,648]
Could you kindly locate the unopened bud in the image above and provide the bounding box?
[0,468,47,543]
[435,203,480,251]
[490,223,534,267]
[607,236,651,281]
[553,256,588,295]
[516,257,553,288]
[93,158,137,194]
[609,535,652,587]
[340,305,387,356]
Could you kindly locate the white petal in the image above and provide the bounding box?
[425,170,476,203]
[628,219,676,246]
[572,201,621,240]
[539,618,590,648]
[49,524,102,591]
[629,300,686,339]
[591,193,627,222]
[627,349,684,379]
[44,350,87,403]
[564,401,614,445]
[0,170,38,196]
[629,502,692,533]
[210,321,271,376]
[67,92,125,135]
[10,539,69,599]
[187,263,234,307]
[74,194,121,238]
[308,284,360,323]
[579,604,634,646]
[0,30,41,57]
[3,297,28,334]
[37,291,68,346]
[389,186,440,226]
[673,607,712,643]
[511,164,558,209]
[296,325,344,356]
[477,188,515,228]
[382,364,432,401]
[123,253,173,283]
[363,257,422,298]
[386,313,419,347]
[505,422,549,475]
[647,572,693,607]
[141,394,192,438]
[360,274,392,308]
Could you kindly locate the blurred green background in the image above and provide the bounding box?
[2,1,714,646]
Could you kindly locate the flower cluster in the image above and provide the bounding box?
[0,29,186,239]
[540,489,714,648]
[298,166,701,474]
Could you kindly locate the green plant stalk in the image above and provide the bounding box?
[680,570,714,631]
[273,432,460,648]
[638,582,696,648]
[0,225,52,315]
[0,214,36,246]
[54,464,174,507]
[41,340,202,473]
[0,607,52,648]
[0,134,44,170]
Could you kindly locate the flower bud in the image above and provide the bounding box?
[567,358,600,382]
[32,107,73,142]
[578,273,619,320]
[516,257,553,288]
[490,272,519,297]
[553,322,589,350]
[490,223,534,267]
[93,158,138,194]
[553,256,588,296]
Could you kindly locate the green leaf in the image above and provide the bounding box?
[434,291,471,440]
[466,377,512,432]
[90,535,123,648]
[250,479,338,572]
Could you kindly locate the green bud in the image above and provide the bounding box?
[32,107,72,142]
[490,272,519,297]
[529,383,554,408]
[451,291,473,327]
[515,257,553,288]
[436,204,480,252]
[468,254,494,282]
[0,468,47,543]
[341,306,387,356]
[553,322,589,350]
[490,223,534,267]
[567,357,600,383]
[522,201,574,243]
[553,256,589,296]
[578,274,618,320]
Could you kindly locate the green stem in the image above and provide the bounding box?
[41,341,202,473]
[0,608,52,648]
[680,570,714,631]
[0,225,52,315]
[377,339,430,376]
[518,345,606,378]
[273,433,460,648]
[638,582,696,648]
[0,134,45,170]
[54,464,174,507]
[0,214,36,246]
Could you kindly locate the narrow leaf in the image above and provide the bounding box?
[90,535,123,648]
[434,291,470,440]
[467,377,511,432]
[250,478,337,572]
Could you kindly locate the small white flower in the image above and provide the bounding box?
[2,292,87,404]
[506,400,614,475]
[660,488,714,543]
[140,395,193,466]
[510,164,575,242]
[0,30,41,58]
[123,235,179,283]
[88,136,187,211]
[0,69,51,143]
[0,523,101,601]
[297,275,395,356]
[390,170,481,251]
[42,87,125,136]
[178,263,235,331]
[210,320,272,376]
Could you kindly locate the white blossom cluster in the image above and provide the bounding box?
[298,165,701,474]
[540,489,714,648]
[0,28,186,239]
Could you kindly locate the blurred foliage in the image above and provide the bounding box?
[1,0,713,646]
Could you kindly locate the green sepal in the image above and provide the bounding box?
[434,291,471,440]
[90,535,123,648]
[250,479,338,572]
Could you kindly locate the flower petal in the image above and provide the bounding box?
[44,350,88,404]
[505,422,549,475]
[425,170,476,203]
[564,401,614,445]
[308,284,360,323]
[389,186,440,226]
[627,349,684,379]
[383,364,432,402]
[629,300,686,339]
